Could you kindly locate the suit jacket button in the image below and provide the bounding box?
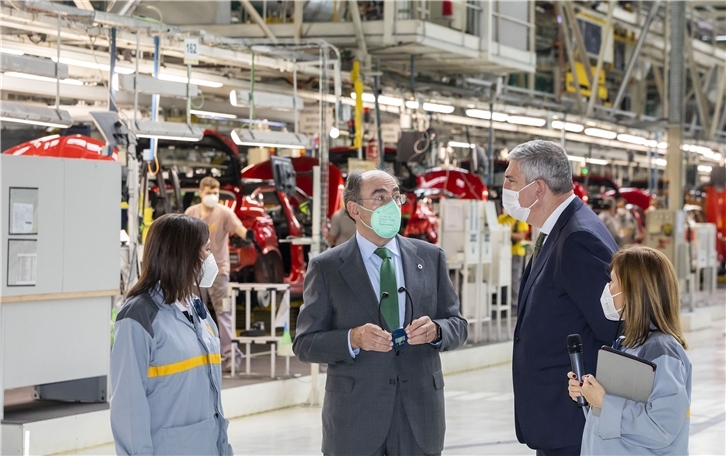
[389,379,396,385]
[396,351,400,356]
[515,337,520,342]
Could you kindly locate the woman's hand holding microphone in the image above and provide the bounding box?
[567,371,606,409]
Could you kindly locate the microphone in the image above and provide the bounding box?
[567,334,588,407]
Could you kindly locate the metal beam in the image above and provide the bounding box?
[562,1,594,88]
[556,2,583,113]
[586,0,616,117]
[686,35,712,134]
[294,0,304,42]
[240,0,278,43]
[652,64,665,104]
[73,0,94,11]
[709,67,726,140]
[348,0,368,63]
[383,0,395,45]
[611,1,662,113]
[118,0,140,16]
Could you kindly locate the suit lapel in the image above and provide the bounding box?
[397,236,425,325]
[338,236,381,324]
[518,198,583,312]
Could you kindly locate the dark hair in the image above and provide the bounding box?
[127,214,209,304]
[343,171,364,218]
[200,176,220,190]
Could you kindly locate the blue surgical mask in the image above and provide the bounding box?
[358,200,402,239]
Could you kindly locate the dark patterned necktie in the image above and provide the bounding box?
[374,247,399,329]
[532,233,547,264]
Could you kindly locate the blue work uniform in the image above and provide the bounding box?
[581,331,692,455]
[110,286,232,455]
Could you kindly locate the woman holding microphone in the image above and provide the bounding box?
[567,246,691,455]
[110,214,232,455]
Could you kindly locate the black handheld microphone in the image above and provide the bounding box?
[567,334,588,407]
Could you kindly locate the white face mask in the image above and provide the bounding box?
[600,283,623,321]
[502,180,539,223]
[202,194,219,208]
[198,254,219,288]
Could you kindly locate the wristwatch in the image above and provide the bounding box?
[432,322,443,344]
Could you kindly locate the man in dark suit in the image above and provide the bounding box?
[293,170,468,456]
[503,141,620,456]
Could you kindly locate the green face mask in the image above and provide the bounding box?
[358,199,402,239]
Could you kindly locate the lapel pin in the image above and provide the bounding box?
[417,264,423,270]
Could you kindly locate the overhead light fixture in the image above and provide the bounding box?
[713,153,723,162]
[329,127,340,139]
[465,109,509,122]
[448,141,474,148]
[52,56,134,74]
[698,165,712,173]
[405,100,455,114]
[159,73,223,88]
[584,127,617,140]
[551,120,584,133]
[657,142,668,150]
[716,35,726,42]
[231,129,309,150]
[189,109,237,119]
[0,48,24,55]
[507,116,546,127]
[351,92,403,107]
[567,155,586,163]
[656,158,667,166]
[616,134,647,145]
[588,158,609,165]
[0,100,73,128]
[117,74,199,98]
[1,53,69,79]
[4,72,83,86]
[135,121,204,142]
[231,90,305,110]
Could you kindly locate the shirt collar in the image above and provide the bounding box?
[540,194,577,236]
[356,231,400,260]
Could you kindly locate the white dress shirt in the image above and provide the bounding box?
[539,194,577,247]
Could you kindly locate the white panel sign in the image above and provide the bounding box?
[184,38,199,65]
[299,107,333,135]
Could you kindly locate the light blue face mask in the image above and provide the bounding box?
[358,199,402,239]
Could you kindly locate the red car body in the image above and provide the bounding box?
[704,186,726,269]
[4,134,118,161]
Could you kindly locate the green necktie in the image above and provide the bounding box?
[532,232,547,263]
[374,247,400,330]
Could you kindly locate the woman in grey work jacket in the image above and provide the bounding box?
[567,246,691,455]
[110,214,233,455]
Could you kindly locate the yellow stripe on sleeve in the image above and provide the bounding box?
[148,354,222,378]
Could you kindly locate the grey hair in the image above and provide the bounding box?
[343,171,364,219]
[508,140,573,195]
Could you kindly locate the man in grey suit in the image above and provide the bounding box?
[293,170,468,456]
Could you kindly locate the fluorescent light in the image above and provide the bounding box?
[465,109,509,122]
[568,155,586,163]
[644,140,658,148]
[448,141,474,148]
[159,73,223,88]
[507,115,546,127]
[0,48,24,55]
[584,128,617,140]
[713,153,722,161]
[351,92,403,107]
[588,158,609,165]
[118,73,198,98]
[552,120,584,132]
[230,90,304,110]
[657,142,668,150]
[656,158,667,166]
[231,129,309,150]
[329,127,340,139]
[716,35,726,42]
[405,100,455,114]
[4,72,83,86]
[616,134,647,145]
[190,109,237,119]
[51,56,134,74]
[0,101,73,128]
[135,121,204,142]
[698,165,712,173]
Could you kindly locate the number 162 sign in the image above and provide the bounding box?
[184,38,199,65]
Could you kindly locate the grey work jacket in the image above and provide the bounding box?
[110,287,232,455]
